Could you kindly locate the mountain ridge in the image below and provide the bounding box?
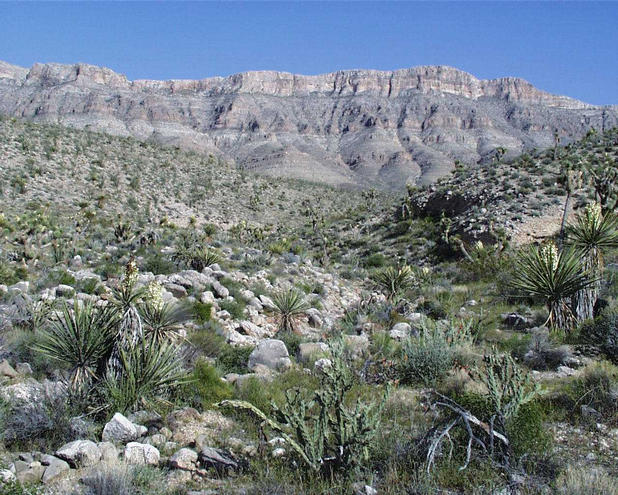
[1,60,616,189]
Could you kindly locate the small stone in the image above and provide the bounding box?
[198,446,238,471]
[389,322,411,340]
[211,281,229,299]
[55,284,75,298]
[271,448,286,458]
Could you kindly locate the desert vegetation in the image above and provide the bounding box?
[0,117,617,494]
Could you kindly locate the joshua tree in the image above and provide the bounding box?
[372,264,416,302]
[567,203,618,321]
[557,159,583,247]
[587,153,618,216]
[509,243,592,332]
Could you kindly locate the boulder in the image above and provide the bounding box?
[169,448,198,471]
[198,446,238,471]
[0,359,18,378]
[56,440,101,467]
[389,322,411,341]
[124,442,160,465]
[97,442,119,463]
[40,456,70,484]
[165,283,188,298]
[211,281,229,299]
[102,412,142,443]
[298,342,329,363]
[248,339,291,372]
[16,462,45,485]
[258,295,275,309]
[306,308,323,328]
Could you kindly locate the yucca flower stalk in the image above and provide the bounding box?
[108,257,145,378]
[567,203,618,321]
[139,282,189,344]
[509,243,593,332]
[272,288,310,334]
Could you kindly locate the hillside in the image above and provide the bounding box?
[1,60,616,190]
[0,118,617,495]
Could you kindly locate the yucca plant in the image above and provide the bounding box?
[567,203,618,321]
[172,245,221,271]
[102,335,187,413]
[271,288,310,334]
[107,258,145,378]
[139,281,187,344]
[509,243,593,332]
[33,301,118,393]
[371,264,416,302]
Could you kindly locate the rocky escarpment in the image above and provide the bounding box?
[1,60,616,189]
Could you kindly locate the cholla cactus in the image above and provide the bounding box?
[220,339,390,475]
[478,352,539,422]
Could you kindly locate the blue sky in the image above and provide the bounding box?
[1,2,616,105]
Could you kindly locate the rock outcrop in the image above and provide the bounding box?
[1,60,616,189]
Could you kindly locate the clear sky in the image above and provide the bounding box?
[1,1,616,105]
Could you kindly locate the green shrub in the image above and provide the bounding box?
[364,253,386,268]
[579,309,618,362]
[399,327,454,386]
[190,323,226,357]
[192,301,214,324]
[219,298,246,320]
[216,344,253,374]
[187,360,233,409]
[506,401,552,456]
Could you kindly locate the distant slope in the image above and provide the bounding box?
[1,61,616,190]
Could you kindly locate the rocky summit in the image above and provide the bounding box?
[1,60,616,189]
